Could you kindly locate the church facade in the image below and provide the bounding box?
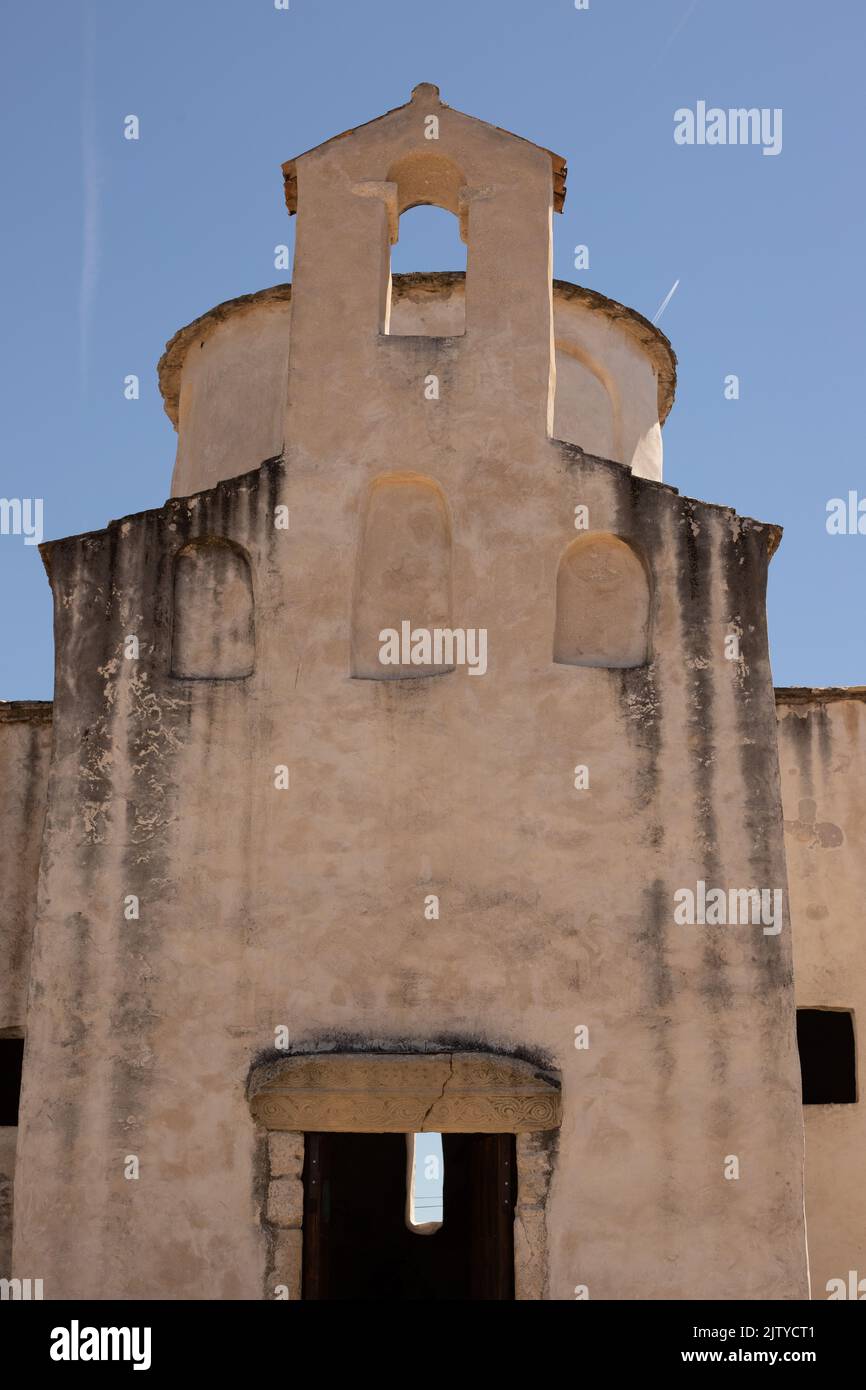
[1,86,863,1300]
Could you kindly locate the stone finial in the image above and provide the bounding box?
[411,83,440,103]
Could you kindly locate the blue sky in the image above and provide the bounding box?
[1,0,863,697]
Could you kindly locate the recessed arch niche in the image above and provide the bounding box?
[351,472,453,679]
[170,537,255,679]
[553,531,651,669]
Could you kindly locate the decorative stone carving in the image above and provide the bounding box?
[248,1051,561,1134]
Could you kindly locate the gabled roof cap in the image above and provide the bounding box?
[281,83,567,214]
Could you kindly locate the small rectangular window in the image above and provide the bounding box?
[0,1037,25,1125]
[796,1008,856,1104]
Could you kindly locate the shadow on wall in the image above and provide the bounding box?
[553,341,621,464]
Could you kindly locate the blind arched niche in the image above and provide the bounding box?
[351,473,453,679]
[553,532,650,669]
[170,537,255,679]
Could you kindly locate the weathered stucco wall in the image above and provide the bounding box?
[0,703,51,1282]
[161,277,675,499]
[12,83,806,1301]
[13,445,807,1298]
[777,691,866,1299]
[0,703,52,1030]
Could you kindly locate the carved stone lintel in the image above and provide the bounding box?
[249,1052,561,1134]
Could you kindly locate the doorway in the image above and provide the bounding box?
[301,1131,516,1300]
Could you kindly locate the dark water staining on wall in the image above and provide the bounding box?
[263,455,286,560]
[617,664,661,815]
[780,702,843,849]
[611,471,665,820]
[781,705,815,798]
[725,524,791,999]
[815,702,834,773]
[784,795,844,850]
[674,502,735,1029]
[637,878,674,1010]
[676,501,720,872]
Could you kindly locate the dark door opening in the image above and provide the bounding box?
[302,1131,516,1300]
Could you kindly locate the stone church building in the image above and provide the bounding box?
[1,86,864,1300]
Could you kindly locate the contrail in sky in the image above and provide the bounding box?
[652,279,680,324]
[655,0,701,66]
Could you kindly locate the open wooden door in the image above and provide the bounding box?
[301,1131,516,1300]
[468,1133,516,1299]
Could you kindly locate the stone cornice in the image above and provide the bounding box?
[775,686,866,706]
[156,274,677,430]
[0,700,52,724]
